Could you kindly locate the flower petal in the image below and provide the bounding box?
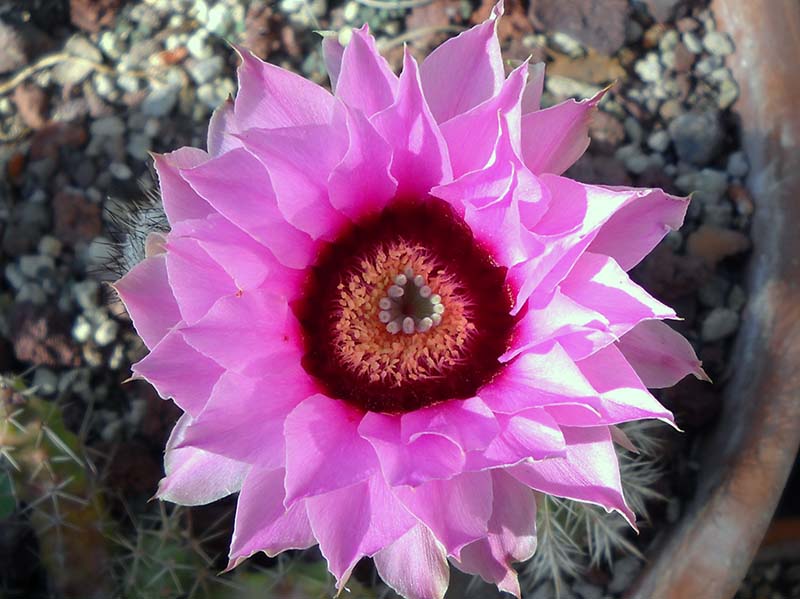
[453,470,537,597]
[374,524,449,599]
[322,35,344,90]
[113,254,180,350]
[283,394,379,505]
[178,147,316,269]
[207,97,240,157]
[180,289,299,377]
[153,149,214,225]
[394,470,493,557]
[234,47,335,130]
[520,90,604,176]
[371,50,452,198]
[509,425,636,527]
[306,474,417,587]
[521,62,545,114]
[359,412,465,487]
[228,467,315,569]
[336,25,398,117]
[589,186,690,271]
[617,320,708,388]
[400,396,499,452]
[132,329,223,416]
[157,413,249,506]
[419,5,504,123]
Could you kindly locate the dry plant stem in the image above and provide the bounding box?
[629,1,800,597]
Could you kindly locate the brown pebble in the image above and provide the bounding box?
[53,189,102,246]
[686,225,752,267]
[728,183,755,216]
[673,42,695,73]
[12,83,48,130]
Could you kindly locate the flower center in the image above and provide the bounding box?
[296,199,514,414]
[378,268,445,334]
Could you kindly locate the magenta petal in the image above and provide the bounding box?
[180,289,299,377]
[328,106,398,221]
[589,186,690,271]
[132,329,223,416]
[419,7,504,123]
[283,395,379,505]
[177,365,315,468]
[371,50,452,198]
[520,62,545,114]
[165,237,237,325]
[207,98,241,157]
[560,251,676,338]
[394,470,493,557]
[114,254,180,350]
[306,474,417,587]
[234,48,335,130]
[576,344,675,424]
[157,414,249,506]
[228,468,314,567]
[453,470,537,597]
[179,147,316,269]
[400,396,499,452]
[509,425,637,527]
[520,90,604,176]
[336,25,398,117]
[322,36,344,90]
[359,412,465,487]
[374,524,449,599]
[617,320,707,388]
[153,149,213,225]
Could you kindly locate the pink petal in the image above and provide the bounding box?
[617,320,708,388]
[153,149,214,225]
[234,47,335,130]
[113,254,180,350]
[509,425,637,527]
[180,289,300,377]
[165,236,237,325]
[359,412,465,487]
[576,344,675,425]
[306,474,417,587]
[560,252,676,339]
[419,6,504,123]
[132,329,223,416]
[236,122,350,240]
[207,97,241,157]
[327,106,398,221]
[394,470,493,557]
[439,61,528,178]
[520,90,604,176]
[283,394,379,505]
[179,147,316,269]
[171,213,303,295]
[228,467,315,568]
[521,62,545,114]
[157,413,249,505]
[336,25,398,117]
[371,50,452,198]
[589,186,690,271]
[177,365,316,469]
[322,35,344,90]
[374,524,449,599]
[400,396,499,452]
[453,470,537,597]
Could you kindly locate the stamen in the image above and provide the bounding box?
[378,268,446,335]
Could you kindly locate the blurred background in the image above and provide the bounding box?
[0,0,797,598]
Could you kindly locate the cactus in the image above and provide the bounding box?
[0,374,114,598]
[521,421,667,596]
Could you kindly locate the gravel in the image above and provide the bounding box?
[701,307,740,342]
[668,110,724,166]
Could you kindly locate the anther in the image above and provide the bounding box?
[388,285,404,298]
[378,268,446,335]
[379,298,392,310]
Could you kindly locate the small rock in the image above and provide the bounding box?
[52,56,95,86]
[729,183,754,216]
[12,84,48,130]
[4,263,25,290]
[672,42,695,73]
[70,0,123,33]
[98,31,124,59]
[726,152,749,180]
[90,115,125,138]
[109,162,133,180]
[642,0,686,23]
[529,0,629,55]
[701,307,739,342]
[717,77,739,109]
[551,31,585,57]
[682,31,703,54]
[73,279,100,310]
[698,275,730,307]
[33,368,59,396]
[187,29,213,59]
[19,255,55,278]
[186,55,224,85]
[18,283,47,305]
[94,318,119,347]
[703,31,734,56]
[647,129,671,153]
[676,168,728,204]
[206,4,233,36]
[126,134,151,160]
[53,190,102,246]
[668,110,724,166]
[10,305,80,367]
[608,556,642,594]
[624,116,643,143]
[65,34,103,63]
[728,285,746,311]
[588,111,625,152]
[0,20,27,74]
[92,72,116,99]
[141,85,180,117]
[634,51,662,82]
[686,225,751,267]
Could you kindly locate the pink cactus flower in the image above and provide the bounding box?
[115,3,707,597]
